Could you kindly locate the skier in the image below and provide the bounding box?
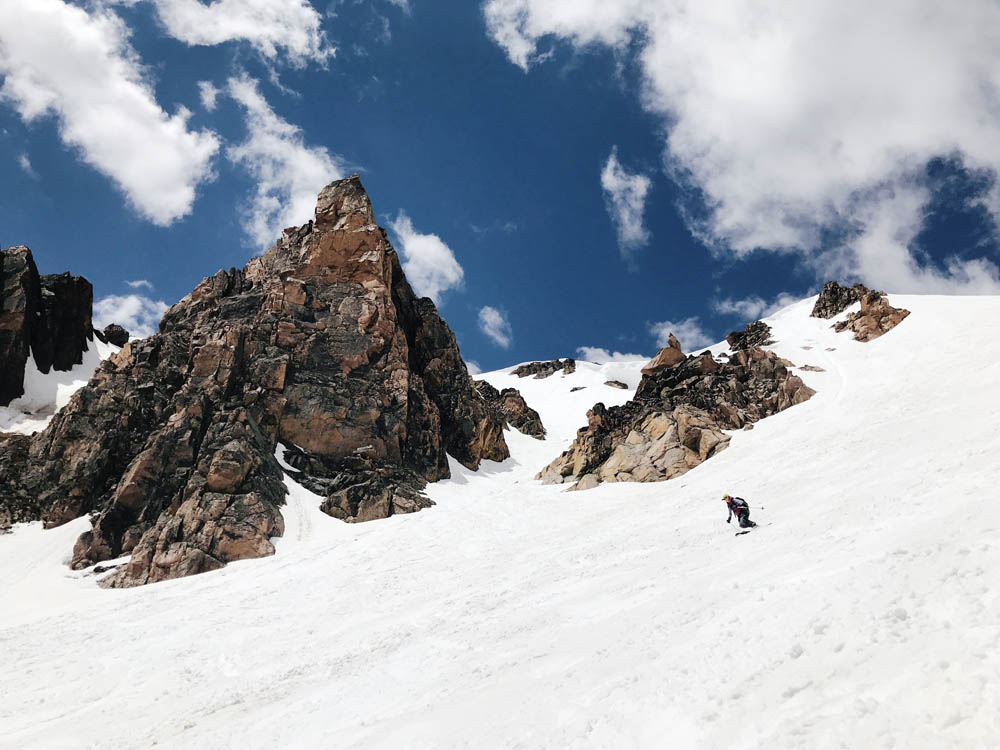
[723,494,757,528]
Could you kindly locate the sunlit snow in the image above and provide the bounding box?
[2,295,999,748]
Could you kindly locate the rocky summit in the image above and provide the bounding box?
[1,175,509,585]
[538,338,815,490]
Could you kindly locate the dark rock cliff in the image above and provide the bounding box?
[0,247,106,407]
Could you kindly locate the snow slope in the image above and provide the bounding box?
[2,295,1000,749]
[0,337,118,434]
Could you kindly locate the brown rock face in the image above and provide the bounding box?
[641,334,685,375]
[475,381,546,439]
[11,175,508,586]
[833,290,910,342]
[810,281,872,319]
[511,358,575,378]
[538,347,815,490]
[0,246,99,405]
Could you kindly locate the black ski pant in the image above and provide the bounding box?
[736,509,756,528]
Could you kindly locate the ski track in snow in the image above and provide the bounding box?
[2,295,1000,749]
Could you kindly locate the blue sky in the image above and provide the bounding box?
[2,1,1000,372]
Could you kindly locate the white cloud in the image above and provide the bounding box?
[649,317,714,352]
[714,293,800,321]
[93,293,170,338]
[125,279,154,291]
[386,211,464,304]
[197,81,220,111]
[466,360,482,376]
[484,0,1000,293]
[576,346,648,364]
[0,0,219,226]
[600,146,651,261]
[17,154,37,179]
[386,0,412,13]
[143,0,332,66]
[226,75,346,248]
[478,306,513,349]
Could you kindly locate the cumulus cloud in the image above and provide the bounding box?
[714,293,801,321]
[478,306,513,349]
[386,211,465,304]
[649,317,714,352]
[226,75,346,248]
[576,346,648,364]
[197,81,220,111]
[93,293,170,338]
[600,147,651,262]
[0,0,219,225]
[484,0,1000,293]
[143,0,332,66]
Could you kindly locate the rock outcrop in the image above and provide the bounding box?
[511,358,575,378]
[6,176,509,586]
[0,246,102,406]
[641,334,685,375]
[810,281,871,319]
[476,381,546,439]
[834,290,910,342]
[538,340,815,490]
[810,280,910,341]
[604,380,628,389]
[726,321,773,351]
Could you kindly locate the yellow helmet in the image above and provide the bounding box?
[722,494,731,502]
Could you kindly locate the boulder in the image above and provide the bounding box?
[641,334,685,375]
[604,380,628,389]
[96,324,130,347]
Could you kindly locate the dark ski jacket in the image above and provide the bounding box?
[725,496,749,523]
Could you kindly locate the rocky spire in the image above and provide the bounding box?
[5,175,509,586]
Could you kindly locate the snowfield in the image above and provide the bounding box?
[2,295,1000,749]
[0,336,118,435]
